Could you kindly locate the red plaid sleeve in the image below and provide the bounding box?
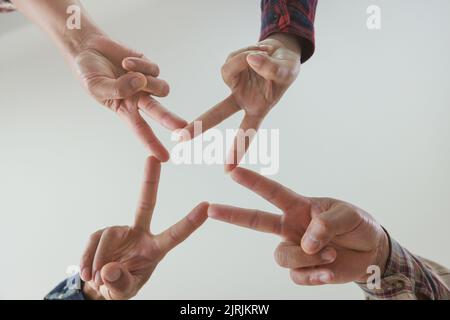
[358,236,450,300]
[260,0,318,63]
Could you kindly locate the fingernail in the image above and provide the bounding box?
[318,272,332,284]
[104,268,122,283]
[304,234,320,252]
[258,44,272,51]
[81,267,90,281]
[130,77,144,89]
[94,271,102,286]
[125,59,136,68]
[247,53,265,67]
[161,82,170,96]
[321,248,336,262]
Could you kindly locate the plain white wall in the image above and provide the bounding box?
[0,0,449,299]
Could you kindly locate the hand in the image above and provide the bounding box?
[74,35,187,161]
[182,33,301,171]
[208,167,390,285]
[79,157,209,300]
[10,0,186,161]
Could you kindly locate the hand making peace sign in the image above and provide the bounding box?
[79,157,209,300]
[208,167,389,286]
[74,35,187,162]
[181,34,302,171]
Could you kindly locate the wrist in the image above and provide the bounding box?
[374,228,391,277]
[266,33,302,56]
[58,20,104,58]
[355,227,390,284]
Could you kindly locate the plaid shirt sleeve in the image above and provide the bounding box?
[358,236,450,300]
[0,0,14,12]
[2,0,319,63]
[260,0,318,63]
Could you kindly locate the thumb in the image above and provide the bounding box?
[246,52,294,83]
[92,72,147,101]
[100,262,135,300]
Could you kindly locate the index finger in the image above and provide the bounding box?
[118,107,170,162]
[180,95,240,141]
[230,167,310,212]
[225,114,263,172]
[156,202,209,252]
[139,95,188,131]
[208,204,282,235]
[134,157,161,230]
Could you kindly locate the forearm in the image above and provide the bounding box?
[10,0,103,57]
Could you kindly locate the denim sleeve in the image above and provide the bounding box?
[45,273,86,300]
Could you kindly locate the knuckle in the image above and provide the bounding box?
[221,64,230,80]
[185,214,197,230]
[272,220,282,235]
[169,226,181,243]
[104,226,119,238]
[249,212,261,229]
[347,205,361,221]
[274,246,288,267]
[88,230,101,243]
[144,97,158,110]
[265,185,280,202]
[132,118,147,130]
[138,201,156,213]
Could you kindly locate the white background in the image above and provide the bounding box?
[0,0,449,299]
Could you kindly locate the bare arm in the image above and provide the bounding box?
[9,0,186,161]
[10,0,102,57]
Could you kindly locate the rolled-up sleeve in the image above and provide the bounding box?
[260,0,318,63]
